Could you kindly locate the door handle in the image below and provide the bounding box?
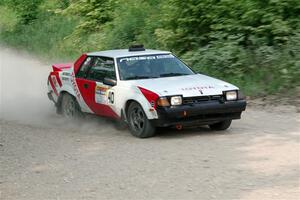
[83,83,89,89]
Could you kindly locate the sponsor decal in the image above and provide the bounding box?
[62,72,71,76]
[181,86,215,91]
[71,71,81,100]
[61,77,69,81]
[120,54,174,62]
[95,85,109,104]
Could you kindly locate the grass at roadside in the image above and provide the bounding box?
[0,6,79,61]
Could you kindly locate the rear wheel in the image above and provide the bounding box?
[209,120,232,131]
[61,93,82,119]
[127,102,156,138]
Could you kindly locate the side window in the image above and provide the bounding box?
[86,57,116,82]
[76,57,93,78]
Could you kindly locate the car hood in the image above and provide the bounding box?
[132,74,238,97]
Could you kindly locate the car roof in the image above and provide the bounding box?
[87,49,171,58]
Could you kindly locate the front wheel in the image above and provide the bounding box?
[127,102,156,138]
[209,120,232,131]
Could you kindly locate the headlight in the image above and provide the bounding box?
[170,96,182,105]
[225,91,237,101]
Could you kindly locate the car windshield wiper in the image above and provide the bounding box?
[159,73,190,77]
[125,75,158,80]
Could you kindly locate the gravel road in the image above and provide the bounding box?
[0,46,299,200]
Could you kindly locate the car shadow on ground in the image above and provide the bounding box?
[155,126,223,138]
[79,114,229,139]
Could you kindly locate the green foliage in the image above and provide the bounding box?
[156,0,300,51]
[64,0,114,35]
[0,1,78,60]
[182,32,300,95]
[0,6,19,31]
[0,0,299,95]
[102,0,161,49]
[5,0,44,25]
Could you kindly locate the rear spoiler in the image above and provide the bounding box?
[52,53,87,73]
[52,63,73,72]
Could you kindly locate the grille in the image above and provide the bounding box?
[183,95,223,104]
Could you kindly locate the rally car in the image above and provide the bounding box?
[47,45,246,138]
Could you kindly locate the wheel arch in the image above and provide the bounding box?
[124,95,158,120]
[124,99,138,120]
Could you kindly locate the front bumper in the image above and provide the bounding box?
[151,100,246,127]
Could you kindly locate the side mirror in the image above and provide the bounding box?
[103,77,117,86]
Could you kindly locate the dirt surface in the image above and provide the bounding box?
[0,46,299,200]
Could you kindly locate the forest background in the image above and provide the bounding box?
[0,0,299,95]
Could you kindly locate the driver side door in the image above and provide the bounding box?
[75,56,119,118]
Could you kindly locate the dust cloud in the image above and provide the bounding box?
[0,46,55,124]
[0,46,110,131]
[0,46,116,133]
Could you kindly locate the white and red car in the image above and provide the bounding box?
[47,45,246,138]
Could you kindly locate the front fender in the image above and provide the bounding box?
[116,86,158,120]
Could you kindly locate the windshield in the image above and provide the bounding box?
[117,54,195,80]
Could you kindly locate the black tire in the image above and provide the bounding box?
[61,93,82,119]
[209,120,232,131]
[127,102,156,138]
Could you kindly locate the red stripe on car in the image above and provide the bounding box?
[74,54,87,74]
[52,71,62,87]
[48,75,58,96]
[138,87,159,109]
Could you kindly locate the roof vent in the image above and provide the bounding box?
[129,44,145,52]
